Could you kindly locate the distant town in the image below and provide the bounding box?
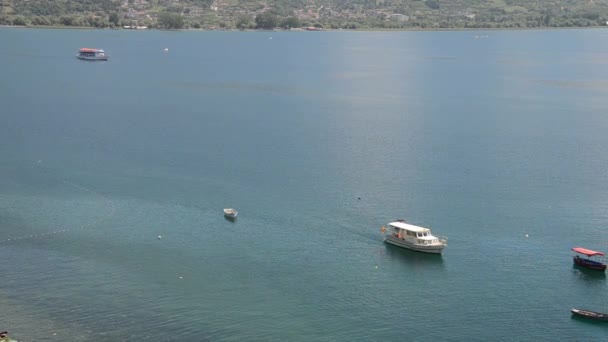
[1,0,608,30]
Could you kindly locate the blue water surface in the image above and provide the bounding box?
[1,27,608,341]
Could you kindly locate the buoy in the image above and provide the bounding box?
[157,235,162,240]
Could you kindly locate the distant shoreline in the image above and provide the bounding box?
[2,24,607,33]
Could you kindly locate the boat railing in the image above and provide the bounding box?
[436,236,448,245]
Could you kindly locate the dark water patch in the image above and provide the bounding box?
[383,243,445,269]
[571,264,607,281]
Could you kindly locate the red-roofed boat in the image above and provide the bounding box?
[76,48,108,61]
[572,247,607,272]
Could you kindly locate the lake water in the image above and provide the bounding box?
[2,27,608,341]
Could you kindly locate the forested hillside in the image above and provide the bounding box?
[1,0,607,29]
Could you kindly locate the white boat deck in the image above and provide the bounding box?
[383,220,447,254]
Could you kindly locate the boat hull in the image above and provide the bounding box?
[573,256,606,271]
[76,56,108,61]
[571,308,608,321]
[384,235,445,254]
[223,209,237,219]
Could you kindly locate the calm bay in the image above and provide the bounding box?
[1,27,608,341]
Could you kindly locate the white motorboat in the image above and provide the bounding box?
[223,208,238,219]
[381,219,447,254]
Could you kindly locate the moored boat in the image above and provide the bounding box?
[76,48,108,61]
[223,208,238,219]
[571,308,608,321]
[572,247,606,272]
[381,219,447,254]
[0,331,16,342]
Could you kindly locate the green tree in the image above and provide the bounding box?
[582,12,599,21]
[158,11,184,29]
[236,15,251,30]
[281,16,301,29]
[255,12,278,29]
[425,0,440,10]
[72,15,89,27]
[60,15,73,26]
[32,16,51,26]
[141,18,153,28]
[109,12,120,26]
[87,15,110,28]
[12,15,29,26]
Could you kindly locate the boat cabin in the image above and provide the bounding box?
[382,219,447,254]
[76,48,108,61]
[79,48,104,56]
[388,221,441,245]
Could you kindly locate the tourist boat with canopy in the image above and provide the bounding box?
[381,219,447,254]
[571,308,608,321]
[572,247,607,272]
[76,48,108,61]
